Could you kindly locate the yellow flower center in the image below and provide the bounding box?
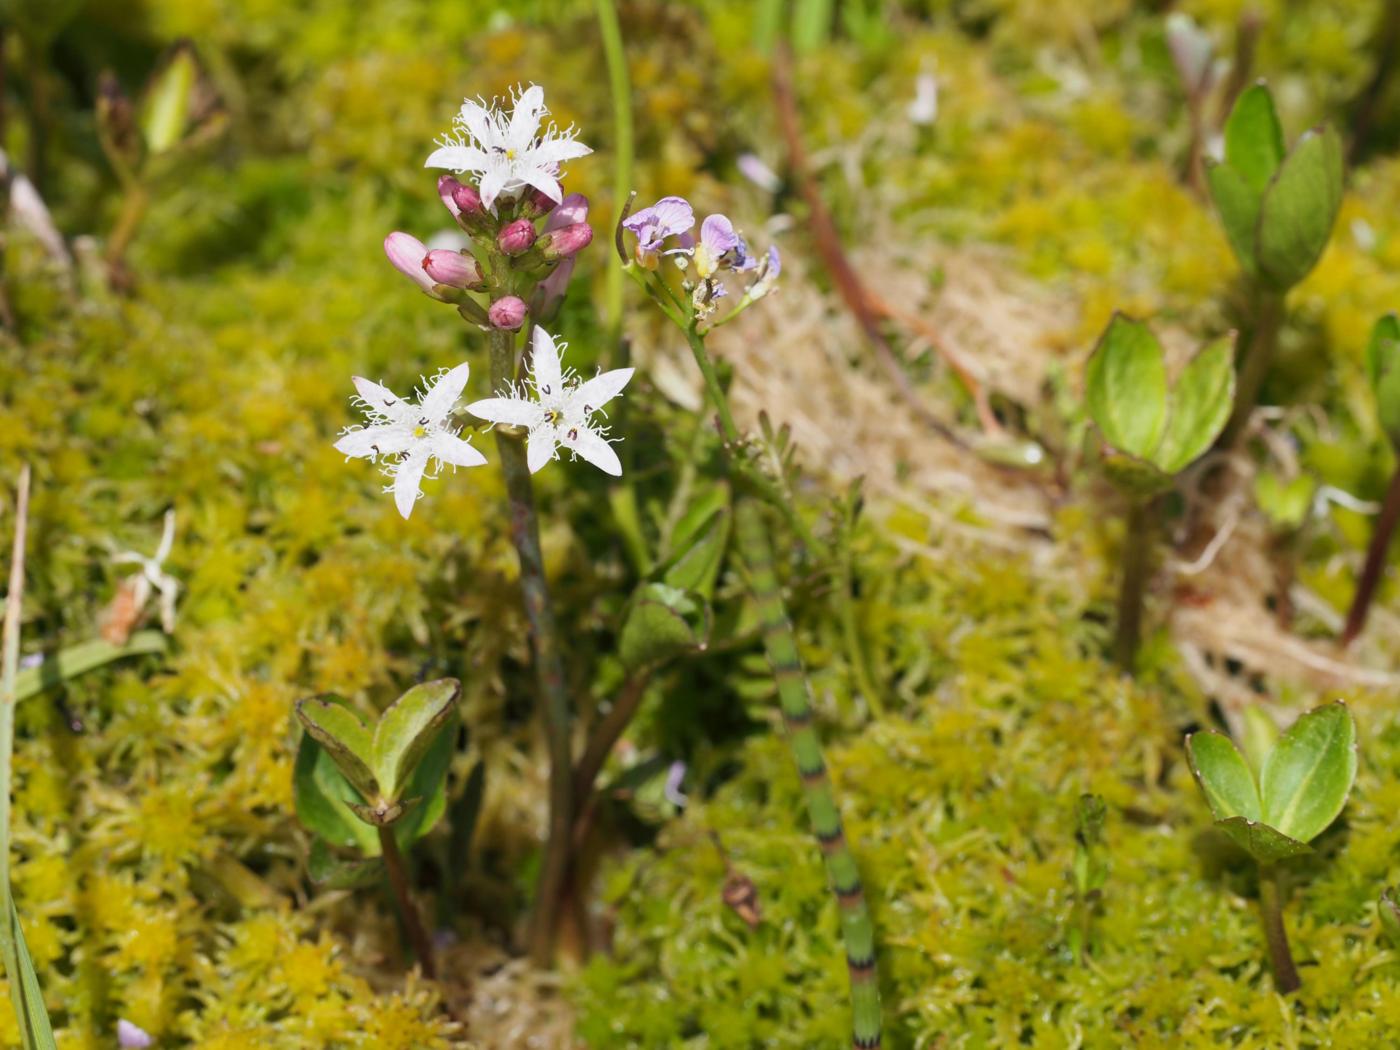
[414,425,427,439]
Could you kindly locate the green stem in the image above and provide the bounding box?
[1221,289,1285,448]
[1342,461,1400,647]
[837,536,883,719]
[596,0,633,349]
[1114,498,1153,671]
[685,316,881,1046]
[735,499,883,1048]
[487,328,574,965]
[1258,864,1301,994]
[377,826,436,979]
[105,184,150,287]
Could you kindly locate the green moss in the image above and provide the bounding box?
[577,549,1400,1047]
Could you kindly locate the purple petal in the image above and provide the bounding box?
[384,232,433,292]
[700,214,741,256]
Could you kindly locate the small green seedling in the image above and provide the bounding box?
[1186,701,1358,993]
[1068,793,1109,964]
[293,678,460,978]
[1343,314,1400,646]
[1207,82,1344,444]
[1084,313,1235,667]
[1206,83,1343,292]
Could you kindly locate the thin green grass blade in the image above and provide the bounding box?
[6,902,56,1050]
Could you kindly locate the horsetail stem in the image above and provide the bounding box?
[735,498,883,1049]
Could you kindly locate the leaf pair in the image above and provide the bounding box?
[1186,702,1357,864]
[1206,83,1343,291]
[295,679,460,829]
[1085,314,1235,493]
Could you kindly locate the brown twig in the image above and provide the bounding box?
[1348,0,1400,166]
[771,45,993,442]
[571,671,652,810]
[1342,462,1400,647]
[1215,9,1263,131]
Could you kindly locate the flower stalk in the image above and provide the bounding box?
[1341,461,1400,646]
[1221,290,1285,447]
[378,825,436,979]
[487,327,575,963]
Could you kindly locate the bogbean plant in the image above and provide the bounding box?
[297,84,882,1046]
[1186,703,1358,993]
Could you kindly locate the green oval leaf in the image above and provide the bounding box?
[1223,83,1285,193]
[1085,314,1168,459]
[295,695,379,802]
[392,713,456,848]
[1207,161,1263,276]
[308,838,383,889]
[1260,701,1357,843]
[1186,730,1262,822]
[372,678,460,801]
[619,583,711,672]
[292,731,378,854]
[1215,816,1314,864]
[1155,335,1236,474]
[1256,124,1344,291]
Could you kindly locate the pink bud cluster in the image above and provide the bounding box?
[383,175,594,330]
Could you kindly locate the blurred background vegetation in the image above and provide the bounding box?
[2,0,1400,1046]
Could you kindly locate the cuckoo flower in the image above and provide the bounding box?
[424,84,591,211]
[468,327,632,476]
[622,196,694,268]
[693,214,757,278]
[334,363,486,518]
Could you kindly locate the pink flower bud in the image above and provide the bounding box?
[437,175,465,217]
[523,188,557,216]
[540,222,592,260]
[384,231,434,293]
[488,295,527,330]
[452,182,484,219]
[422,249,482,289]
[498,218,537,257]
[545,193,589,232]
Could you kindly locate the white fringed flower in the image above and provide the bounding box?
[334,363,486,518]
[424,84,591,211]
[468,327,632,476]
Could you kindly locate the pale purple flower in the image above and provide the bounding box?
[118,1020,154,1049]
[424,84,591,211]
[695,214,756,277]
[664,760,688,808]
[737,152,781,193]
[468,327,633,476]
[622,196,694,268]
[546,193,589,230]
[334,364,486,519]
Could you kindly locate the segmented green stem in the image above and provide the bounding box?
[487,328,573,964]
[735,498,882,1049]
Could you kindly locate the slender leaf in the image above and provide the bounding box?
[12,631,166,702]
[664,507,731,599]
[141,45,197,155]
[1260,701,1357,843]
[1256,124,1344,290]
[6,902,56,1050]
[1085,314,1168,458]
[1187,730,1262,822]
[1156,336,1236,474]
